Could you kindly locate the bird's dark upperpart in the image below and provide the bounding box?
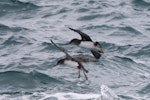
[56,59,65,65]
[69,39,81,45]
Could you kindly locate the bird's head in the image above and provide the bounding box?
[94,42,104,53]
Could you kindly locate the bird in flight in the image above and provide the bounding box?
[68,27,104,59]
[51,40,89,80]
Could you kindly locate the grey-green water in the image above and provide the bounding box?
[0,0,150,100]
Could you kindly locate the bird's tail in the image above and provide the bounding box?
[91,49,101,59]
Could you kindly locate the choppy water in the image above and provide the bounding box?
[0,0,150,100]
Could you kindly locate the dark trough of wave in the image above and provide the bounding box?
[0,70,61,93]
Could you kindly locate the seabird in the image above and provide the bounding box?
[51,40,89,80]
[68,27,104,59]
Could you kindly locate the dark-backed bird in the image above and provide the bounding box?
[51,40,89,80]
[68,27,104,59]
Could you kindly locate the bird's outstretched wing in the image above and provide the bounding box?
[51,40,72,59]
[68,27,92,41]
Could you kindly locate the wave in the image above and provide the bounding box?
[0,0,39,16]
[118,26,143,35]
[0,70,61,93]
[76,12,126,21]
[126,44,150,57]
[115,56,134,63]
[40,41,55,52]
[1,35,29,46]
[77,14,102,21]
[43,7,71,18]
[0,85,120,100]
[87,25,144,38]
[75,7,89,13]
[0,23,29,33]
[102,41,149,61]
[118,94,148,100]
[114,55,150,76]
[138,83,150,94]
[101,42,119,53]
[132,0,150,7]
[108,12,127,21]
[10,0,40,8]
[108,25,143,37]
[85,25,115,30]
[101,42,133,54]
[2,36,23,45]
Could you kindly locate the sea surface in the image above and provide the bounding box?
[0,0,150,100]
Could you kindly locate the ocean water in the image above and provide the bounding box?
[0,0,150,100]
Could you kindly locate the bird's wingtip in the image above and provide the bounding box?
[68,27,76,31]
[68,27,73,30]
[50,39,54,43]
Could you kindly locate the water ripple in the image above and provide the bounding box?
[0,0,39,11]
[132,0,150,8]
[0,23,29,33]
[138,83,150,94]
[77,14,102,21]
[42,7,71,18]
[127,44,150,57]
[2,35,28,46]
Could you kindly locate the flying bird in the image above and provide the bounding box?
[51,40,89,80]
[68,27,104,59]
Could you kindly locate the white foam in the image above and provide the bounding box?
[0,85,119,100]
[40,92,100,100]
[100,85,119,100]
[0,94,9,100]
[40,85,119,100]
